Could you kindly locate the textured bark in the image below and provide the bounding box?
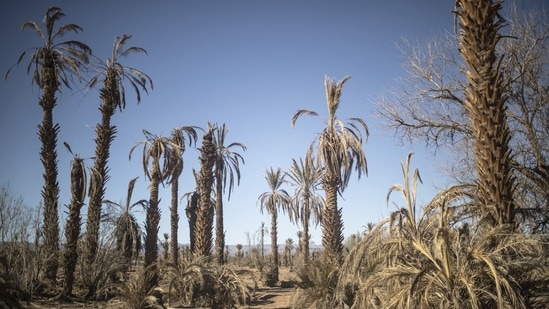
[302,206,310,263]
[145,174,161,267]
[85,69,119,275]
[170,178,179,265]
[322,174,344,266]
[456,0,515,225]
[214,161,225,264]
[40,52,60,283]
[186,192,198,254]
[144,163,161,289]
[270,210,279,283]
[62,158,85,297]
[194,129,216,257]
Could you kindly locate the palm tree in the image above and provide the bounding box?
[62,142,87,298]
[183,169,201,254]
[291,75,368,266]
[103,177,147,271]
[235,244,243,258]
[286,146,324,264]
[257,167,291,285]
[6,7,91,283]
[212,123,246,265]
[130,130,178,287]
[296,230,304,259]
[455,0,515,225]
[194,124,216,258]
[169,126,199,265]
[284,238,294,267]
[85,34,152,278]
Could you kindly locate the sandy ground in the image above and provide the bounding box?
[21,266,299,309]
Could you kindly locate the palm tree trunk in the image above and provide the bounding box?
[457,0,515,225]
[145,176,161,267]
[194,129,216,257]
[170,178,179,265]
[302,207,310,264]
[322,175,344,266]
[143,166,161,289]
[85,71,118,276]
[215,162,225,264]
[62,158,85,297]
[270,211,279,284]
[186,192,198,254]
[40,55,60,284]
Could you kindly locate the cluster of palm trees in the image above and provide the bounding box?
[6,6,249,296]
[5,6,368,297]
[254,75,369,286]
[5,0,549,307]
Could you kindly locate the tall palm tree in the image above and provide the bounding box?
[6,7,91,283]
[257,167,291,285]
[292,76,368,266]
[183,169,201,254]
[286,146,324,264]
[194,124,216,258]
[168,126,198,265]
[212,123,246,265]
[455,0,515,225]
[62,142,87,298]
[85,34,152,277]
[130,130,178,287]
[102,177,147,270]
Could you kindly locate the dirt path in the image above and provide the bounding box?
[249,287,293,308]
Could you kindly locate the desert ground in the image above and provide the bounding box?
[22,266,299,309]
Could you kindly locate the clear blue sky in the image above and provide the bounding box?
[1,0,541,247]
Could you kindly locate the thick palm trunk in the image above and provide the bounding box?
[144,169,161,289]
[186,192,198,253]
[194,129,216,257]
[170,178,179,265]
[270,211,279,282]
[40,55,60,284]
[215,163,225,264]
[322,175,344,266]
[302,207,310,263]
[145,177,161,267]
[457,0,515,225]
[85,70,118,273]
[62,158,85,297]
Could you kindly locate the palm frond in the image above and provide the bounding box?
[21,21,42,37]
[291,109,319,128]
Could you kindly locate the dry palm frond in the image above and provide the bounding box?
[109,264,164,309]
[338,153,549,308]
[291,256,343,309]
[164,256,252,308]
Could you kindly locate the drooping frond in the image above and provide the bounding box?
[291,109,319,128]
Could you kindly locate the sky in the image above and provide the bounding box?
[1,0,544,248]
